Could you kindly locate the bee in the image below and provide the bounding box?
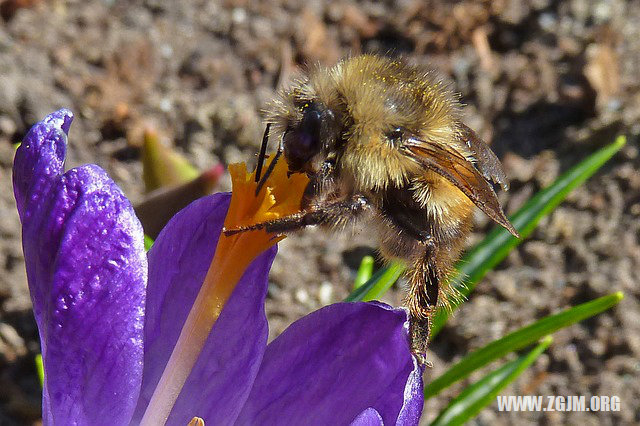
[225,55,519,362]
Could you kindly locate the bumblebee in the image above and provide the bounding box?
[226,55,519,361]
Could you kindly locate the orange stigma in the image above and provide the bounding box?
[141,157,308,425]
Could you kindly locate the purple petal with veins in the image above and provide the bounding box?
[13,109,146,425]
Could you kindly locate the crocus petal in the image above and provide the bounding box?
[237,302,424,425]
[13,110,147,425]
[131,193,276,425]
[395,358,424,425]
[350,408,384,426]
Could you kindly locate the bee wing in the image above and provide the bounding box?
[403,137,520,238]
[458,123,509,191]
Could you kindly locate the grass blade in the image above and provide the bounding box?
[429,336,553,426]
[353,255,375,289]
[344,261,404,302]
[431,136,626,337]
[425,292,622,399]
[144,234,154,251]
[35,354,44,387]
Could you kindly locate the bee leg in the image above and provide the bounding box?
[380,190,432,244]
[223,195,369,236]
[300,160,335,210]
[407,244,440,365]
[381,207,432,244]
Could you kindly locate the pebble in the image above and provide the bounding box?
[318,281,333,305]
[294,288,310,305]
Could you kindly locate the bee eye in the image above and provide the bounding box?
[298,108,322,151]
[284,104,324,170]
[387,128,404,145]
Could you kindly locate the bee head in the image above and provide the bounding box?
[283,102,336,173]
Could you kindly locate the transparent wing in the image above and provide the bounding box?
[402,136,519,238]
[458,123,509,191]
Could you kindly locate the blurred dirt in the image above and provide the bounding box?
[1,1,639,425]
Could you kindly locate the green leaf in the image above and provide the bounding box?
[144,234,155,251]
[429,336,553,426]
[35,354,44,388]
[425,292,623,399]
[136,165,224,239]
[431,136,626,337]
[344,261,404,302]
[142,128,200,192]
[353,255,375,289]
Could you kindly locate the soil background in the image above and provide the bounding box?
[1,0,639,425]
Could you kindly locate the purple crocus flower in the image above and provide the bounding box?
[13,109,424,425]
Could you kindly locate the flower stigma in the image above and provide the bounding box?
[187,417,205,426]
[141,157,308,425]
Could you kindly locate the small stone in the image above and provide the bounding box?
[231,8,247,25]
[0,115,17,135]
[318,281,333,305]
[295,288,310,305]
[0,323,26,361]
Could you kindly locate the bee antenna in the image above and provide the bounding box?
[255,123,272,183]
[255,147,282,196]
[255,130,284,196]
